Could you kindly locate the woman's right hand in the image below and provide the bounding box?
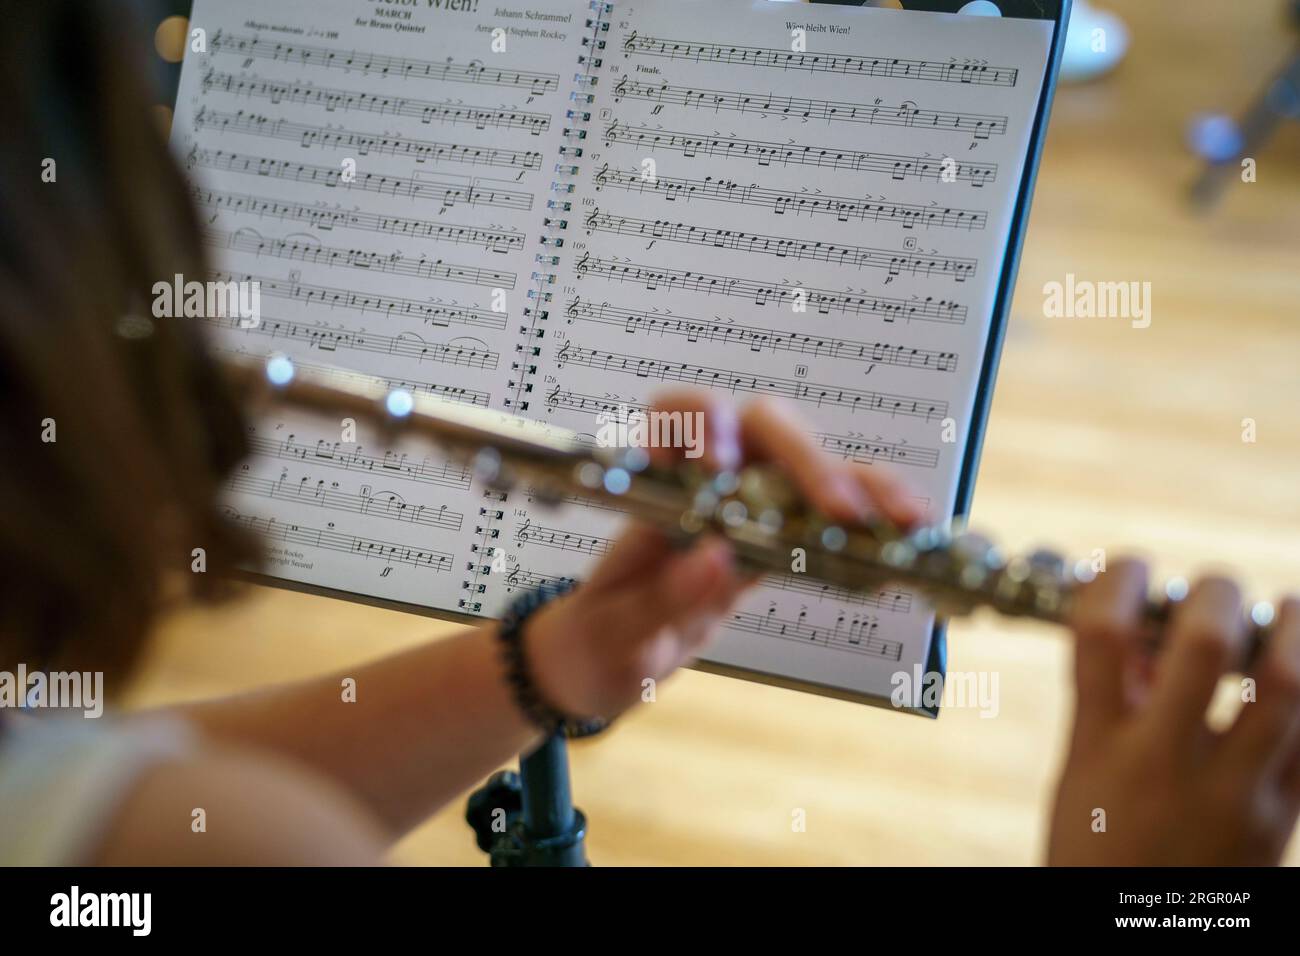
[1048,561,1300,864]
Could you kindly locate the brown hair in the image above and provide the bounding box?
[0,0,259,685]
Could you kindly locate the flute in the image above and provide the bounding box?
[221,354,1273,664]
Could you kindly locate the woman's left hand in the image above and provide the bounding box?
[523,389,922,721]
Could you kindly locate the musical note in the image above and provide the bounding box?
[208,31,560,93]
[201,229,517,290]
[200,67,552,136]
[573,255,967,325]
[189,148,535,212]
[555,342,948,421]
[621,33,1019,88]
[723,608,901,660]
[610,77,1008,138]
[503,566,580,593]
[766,573,914,613]
[200,312,499,371]
[534,385,943,472]
[565,298,957,372]
[522,485,628,515]
[511,521,613,557]
[601,122,997,186]
[193,108,543,172]
[209,272,508,332]
[194,187,525,252]
[589,167,988,232]
[813,431,940,471]
[224,507,454,573]
[226,354,491,409]
[585,210,977,281]
[245,427,472,491]
[225,472,464,532]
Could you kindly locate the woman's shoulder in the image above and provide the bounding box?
[0,713,386,865]
[0,713,195,865]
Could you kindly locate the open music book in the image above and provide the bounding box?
[171,0,1059,711]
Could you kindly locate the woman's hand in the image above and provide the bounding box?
[523,390,922,721]
[1049,561,1300,864]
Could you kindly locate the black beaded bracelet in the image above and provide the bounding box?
[496,577,610,739]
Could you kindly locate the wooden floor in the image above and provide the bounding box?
[129,0,1300,865]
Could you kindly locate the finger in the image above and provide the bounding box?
[1067,558,1149,744]
[643,388,741,471]
[661,534,739,605]
[740,399,862,520]
[1145,576,1246,747]
[1223,597,1300,782]
[583,521,672,592]
[675,606,732,656]
[629,535,739,637]
[739,398,917,526]
[849,466,925,529]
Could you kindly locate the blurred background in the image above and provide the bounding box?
[131,0,1300,864]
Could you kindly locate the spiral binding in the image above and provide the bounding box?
[461,1,614,614]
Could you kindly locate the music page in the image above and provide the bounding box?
[172,0,590,614]
[530,1,1053,701]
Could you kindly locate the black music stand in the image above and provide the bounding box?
[466,732,588,866]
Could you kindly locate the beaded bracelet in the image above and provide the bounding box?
[495,578,610,739]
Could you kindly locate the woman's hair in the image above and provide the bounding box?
[0,0,259,685]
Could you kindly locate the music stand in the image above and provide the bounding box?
[461,0,1073,867]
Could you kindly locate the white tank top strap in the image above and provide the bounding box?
[0,713,197,865]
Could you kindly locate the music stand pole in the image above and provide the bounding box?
[466,731,589,866]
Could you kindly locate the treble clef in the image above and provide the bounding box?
[506,566,520,589]
[566,296,581,323]
[515,518,531,547]
[556,340,572,366]
[584,206,599,235]
[603,120,620,148]
[613,75,629,101]
[546,384,562,408]
[575,250,590,278]
[594,162,609,191]
[622,30,637,56]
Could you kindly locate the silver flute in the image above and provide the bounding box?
[223,355,1273,664]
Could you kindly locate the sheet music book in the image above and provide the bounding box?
[171,0,1057,710]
